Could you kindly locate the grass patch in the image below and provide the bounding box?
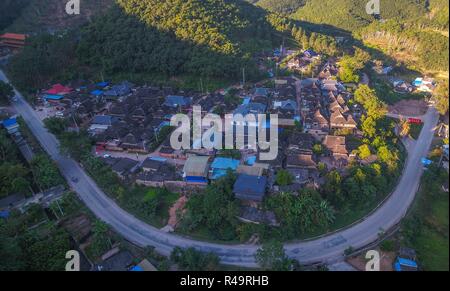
[121,186,180,229]
[409,123,424,140]
[401,165,449,271]
[413,228,449,271]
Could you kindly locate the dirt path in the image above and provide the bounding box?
[168,196,188,228]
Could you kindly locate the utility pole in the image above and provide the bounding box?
[242,68,246,88]
[200,78,204,94]
[72,111,79,133]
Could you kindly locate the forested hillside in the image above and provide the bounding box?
[250,0,306,15]
[356,19,449,72]
[0,0,30,32]
[256,0,448,73]
[8,0,342,91]
[291,0,429,31]
[1,0,113,34]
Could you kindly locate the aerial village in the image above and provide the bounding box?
[0,30,437,228]
[1,31,446,272]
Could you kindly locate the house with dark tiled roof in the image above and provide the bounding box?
[284,131,317,170]
[103,81,133,99]
[120,131,148,153]
[287,132,315,154]
[271,99,299,127]
[163,95,191,109]
[233,174,267,205]
[136,158,181,187]
[285,152,317,169]
[321,79,345,94]
[111,158,139,179]
[109,102,130,118]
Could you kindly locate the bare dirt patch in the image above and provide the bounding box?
[346,249,396,271]
[388,99,428,116]
[168,195,188,228]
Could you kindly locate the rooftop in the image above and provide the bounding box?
[233,174,267,202]
[183,156,210,177]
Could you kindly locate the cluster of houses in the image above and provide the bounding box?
[38,80,196,155]
[286,49,321,73]
[35,56,370,226]
[391,77,436,94]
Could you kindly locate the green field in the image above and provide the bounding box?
[401,165,449,271]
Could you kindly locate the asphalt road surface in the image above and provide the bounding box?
[1,70,440,267]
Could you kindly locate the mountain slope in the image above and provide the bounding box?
[291,0,428,31]
[2,0,113,34]
[0,0,30,32]
[76,0,283,81]
[252,0,306,14]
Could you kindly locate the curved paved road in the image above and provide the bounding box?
[1,70,439,267]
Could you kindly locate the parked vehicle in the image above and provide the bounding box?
[408,118,423,125]
[394,247,419,271]
[394,258,418,271]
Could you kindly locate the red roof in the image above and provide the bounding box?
[0,33,27,41]
[45,84,73,95]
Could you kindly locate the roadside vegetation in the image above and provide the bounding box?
[0,205,71,271]
[0,125,63,199]
[400,164,449,270]
[0,80,14,105]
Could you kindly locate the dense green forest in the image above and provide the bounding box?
[356,18,449,72]
[0,0,30,32]
[6,0,342,91]
[291,0,429,31]
[78,0,274,81]
[1,0,113,34]
[250,0,306,15]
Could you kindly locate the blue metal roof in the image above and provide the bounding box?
[150,156,167,162]
[246,156,256,166]
[164,95,191,107]
[0,210,10,219]
[92,115,118,125]
[43,94,64,101]
[104,82,132,97]
[254,87,269,97]
[96,81,109,88]
[394,258,418,271]
[185,176,208,184]
[90,90,104,96]
[2,118,17,128]
[130,265,143,271]
[233,174,267,202]
[211,157,240,170]
[210,158,240,180]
